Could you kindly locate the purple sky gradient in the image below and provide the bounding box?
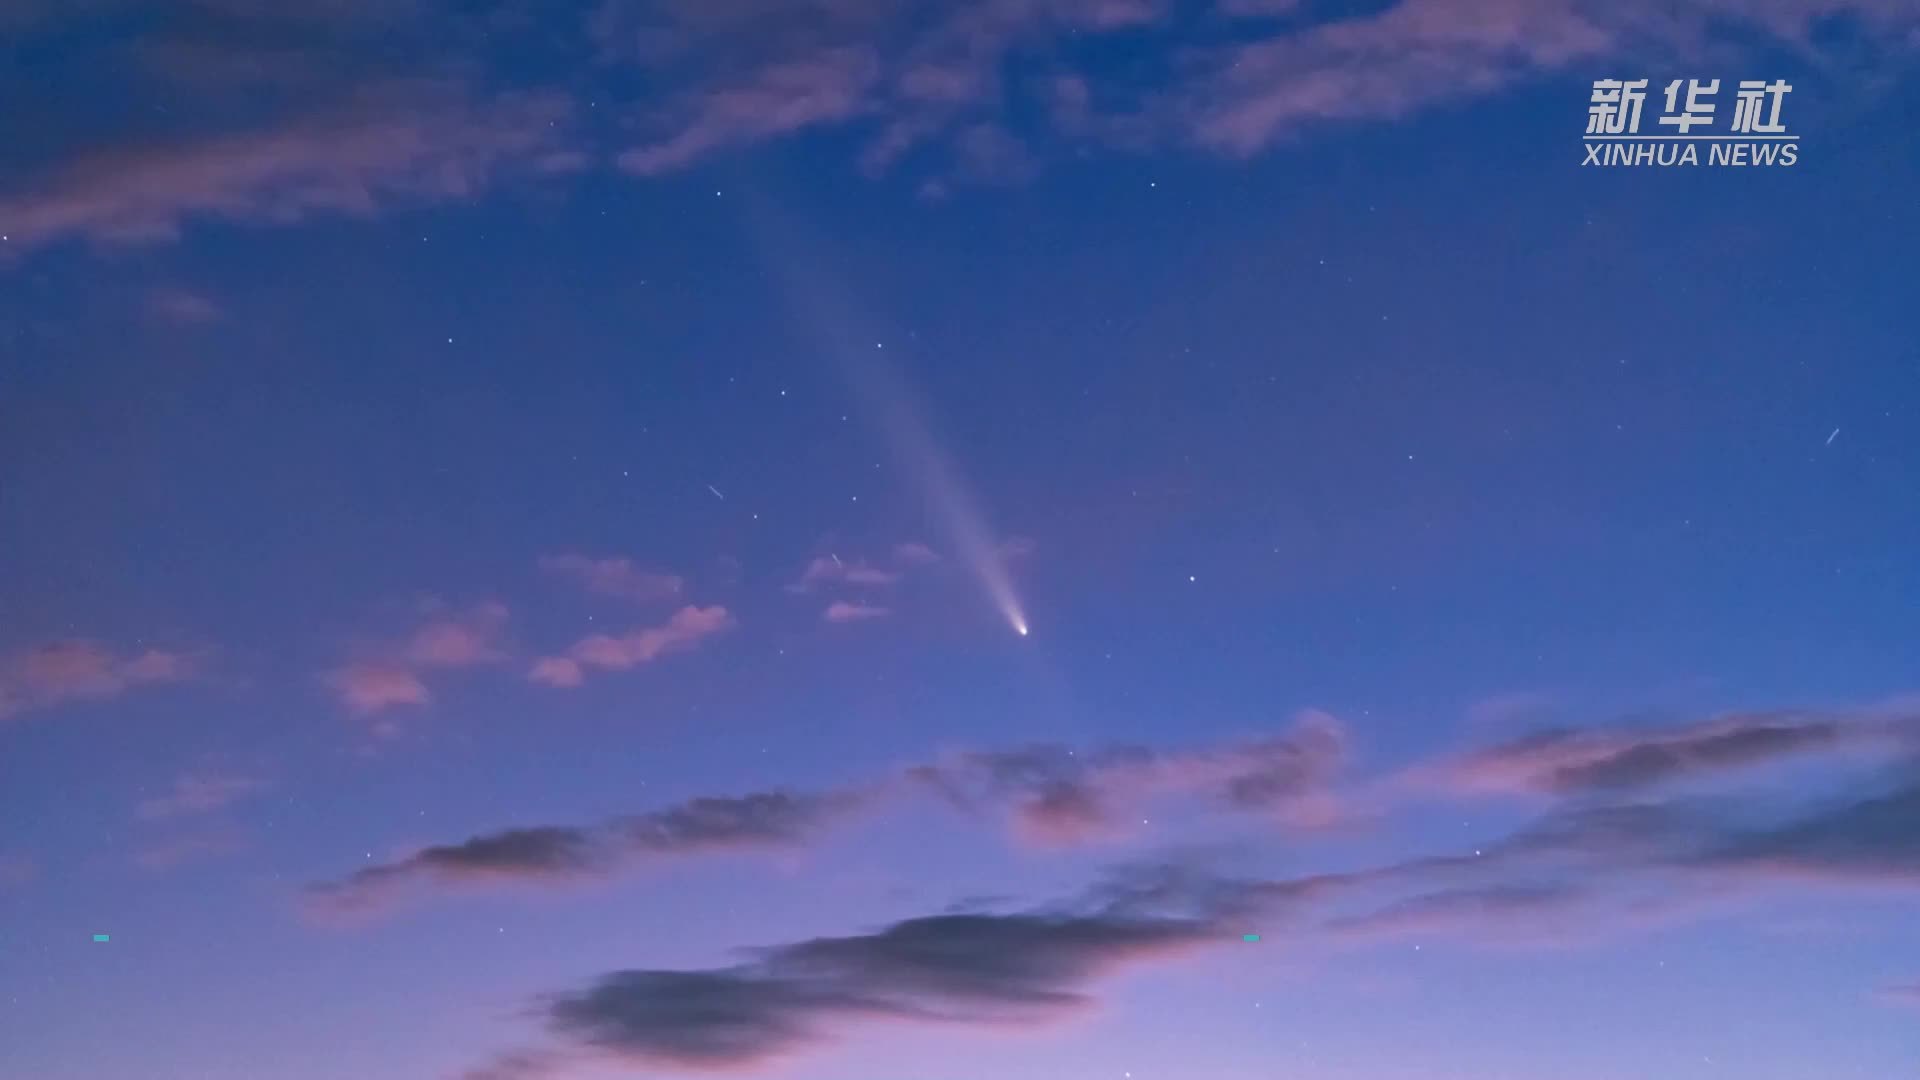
[3,2,1920,1078]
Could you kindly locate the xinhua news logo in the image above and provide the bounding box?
[1584,79,1798,167]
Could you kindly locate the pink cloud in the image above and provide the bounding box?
[790,555,902,593]
[531,605,734,688]
[824,601,891,623]
[146,286,223,325]
[590,0,1919,190]
[136,769,270,821]
[1877,984,1920,1010]
[892,541,940,565]
[325,663,431,713]
[133,826,247,872]
[528,656,585,689]
[538,554,684,602]
[0,640,205,721]
[789,540,947,595]
[1464,691,1559,731]
[0,81,576,256]
[404,601,510,668]
[325,600,511,713]
[616,45,883,175]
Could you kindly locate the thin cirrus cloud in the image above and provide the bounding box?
[787,553,913,593]
[309,715,1349,914]
[1877,984,1920,1010]
[527,604,734,689]
[598,0,1920,181]
[324,664,432,714]
[9,1,1912,260]
[132,768,270,874]
[790,542,943,624]
[466,765,1920,1078]
[323,601,511,714]
[911,709,1350,844]
[313,701,1920,925]
[132,826,249,873]
[371,695,1920,1073]
[145,286,224,325]
[0,640,205,722]
[135,769,270,821]
[1417,705,1919,796]
[0,78,578,257]
[823,601,891,623]
[307,790,868,915]
[537,554,685,603]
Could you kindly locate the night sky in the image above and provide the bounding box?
[3,2,1919,1078]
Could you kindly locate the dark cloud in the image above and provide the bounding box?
[1430,708,1914,796]
[1696,781,1920,882]
[522,905,1217,1071]
[309,790,864,913]
[617,791,855,850]
[1324,882,1593,939]
[915,710,1348,842]
[317,718,1350,915]
[457,732,1920,1074]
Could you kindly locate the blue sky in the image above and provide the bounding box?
[2,2,1919,1078]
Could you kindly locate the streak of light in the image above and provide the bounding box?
[741,201,1029,638]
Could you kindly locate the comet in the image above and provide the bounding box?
[842,353,1031,638]
[741,200,1031,638]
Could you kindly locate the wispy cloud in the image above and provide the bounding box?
[136,769,270,821]
[1421,707,1916,796]
[9,0,1913,259]
[616,44,885,176]
[133,826,249,872]
[1695,782,1920,884]
[309,790,867,914]
[0,640,206,721]
[538,554,684,603]
[893,542,941,566]
[1876,983,1920,1010]
[313,715,1350,914]
[399,689,1920,1072]
[0,81,577,257]
[324,663,431,714]
[324,600,511,713]
[529,605,733,689]
[145,286,224,325]
[823,601,891,623]
[404,601,511,668]
[912,709,1349,844]
[789,556,903,593]
[590,0,1920,187]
